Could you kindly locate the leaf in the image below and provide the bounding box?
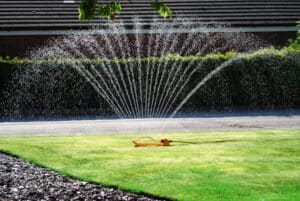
[98,1,122,20]
[78,0,97,21]
[111,1,122,13]
[150,1,172,18]
[78,7,85,21]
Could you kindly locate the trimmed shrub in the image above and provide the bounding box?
[0,47,299,118]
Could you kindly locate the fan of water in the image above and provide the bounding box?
[27,18,263,119]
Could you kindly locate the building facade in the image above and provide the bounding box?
[0,0,299,57]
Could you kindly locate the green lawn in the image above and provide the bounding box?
[0,130,300,201]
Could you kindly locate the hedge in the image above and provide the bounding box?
[0,47,299,118]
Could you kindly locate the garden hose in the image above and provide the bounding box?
[132,137,292,147]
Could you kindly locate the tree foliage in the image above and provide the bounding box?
[78,0,97,20]
[98,1,122,20]
[78,0,172,20]
[287,21,300,50]
[150,1,172,18]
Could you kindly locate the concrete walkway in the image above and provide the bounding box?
[0,115,300,136]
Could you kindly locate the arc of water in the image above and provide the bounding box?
[79,61,127,118]
[37,19,250,119]
[155,30,200,115]
[151,28,196,117]
[155,33,200,113]
[162,62,205,117]
[148,31,169,117]
[144,22,154,117]
[148,20,177,117]
[149,23,177,117]
[86,28,133,118]
[87,33,134,118]
[58,41,127,119]
[109,23,141,118]
[75,67,124,118]
[134,20,144,117]
[144,17,160,117]
[146,28,165,117]
[157,31,222,116]
[115,23,142,118]
[152,18,206,124]
[170,57,242,118]
[78,66,126,118]
[60,39,127,118]
[88,64,130,118]
[67,34,130,118]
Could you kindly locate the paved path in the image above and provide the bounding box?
[0,115,300,136]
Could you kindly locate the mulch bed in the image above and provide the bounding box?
[0,153,164,201]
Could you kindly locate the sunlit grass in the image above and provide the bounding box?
[0,130,300,201]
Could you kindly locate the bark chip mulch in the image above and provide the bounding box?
[0,153,164,201]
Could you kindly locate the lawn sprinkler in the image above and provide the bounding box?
[132,137,171,147]
[132,137,203,147]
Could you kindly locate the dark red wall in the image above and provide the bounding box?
[0,32,296,58]
[0,35,55,58]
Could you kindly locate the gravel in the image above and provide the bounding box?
[0,153,164,201]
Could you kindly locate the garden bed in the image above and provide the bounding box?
[0,153,163,201]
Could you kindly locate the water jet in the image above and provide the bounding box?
[5,18,267,119]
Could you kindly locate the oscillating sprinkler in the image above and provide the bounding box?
[132,137,203,147]
[132,137,171,147]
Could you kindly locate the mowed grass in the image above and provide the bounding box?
[0,130,300,201]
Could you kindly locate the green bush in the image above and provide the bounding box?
[0,47,299,118]
[287,31,300,50]
[191,48,300,109]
